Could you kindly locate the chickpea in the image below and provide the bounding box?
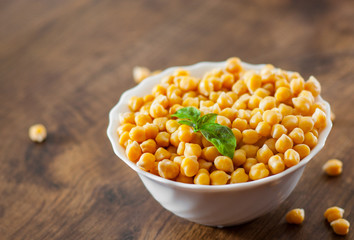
[184,143,202,158]
[243,158,258,173]
[155,147,171,161]
[232,128,243,144]
[290,77,305,95]
[305,76,321,97]
[153,117,168,131]
[288,128,305,144]
[129,126,146,143]
[181,157,199,177]
[298,116,314,133]
[126,141,142,162]
[219,108,238,122]
[303,132,318,149]
[322,159,342,176]
[249,112,263,129]
[254,88,270,98]
[259,96,276,111]
[312,108,327,129]
[268,155,285,174]
[119,112,135,124]
[117,123,135,136]
[210,170,230,185]
[293,144,310,159]
[263,109,281,125]
[275,87,292,102]
[284,149,300,167]
[217,92,233,109]
[226,57,242,74]
[271,124,288,139]
[222,73,235,89]
[244,72,262,93]
[140,139,157,154]
[242,129,260,144]
[286,209,305,224]
[248,95,262,110]
[170,130,180,148]
[255,121,272,137]
[166,120,180,134]
[214,156,234,173]
[230,168,249,183]
[233,149,247,167]
[278,103,294,117]
[176,174,194,184]
[198,159,213,171]
[249,163,269,180]
[256,144,274,164]
[194,170,210,185]
[275,134,293,153]
[240,145,259,158]
[155,131,170,147]
[330,219,350,236]
[232,118,248,131]
[232,80,248,95]
[324,206,344,223]
[281,115,298,132]
[178,125,194,142]
[137,153,156,171]
[158,160,180,179]
[135,113,152,126]
[216,115,232,128]
[128,96,144,112]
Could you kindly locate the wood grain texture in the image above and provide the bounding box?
[0,0,353,239]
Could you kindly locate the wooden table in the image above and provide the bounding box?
[1,0,353,239]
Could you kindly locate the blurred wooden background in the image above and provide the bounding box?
[0,0,353,239]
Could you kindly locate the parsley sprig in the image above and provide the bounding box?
[171,107,236,158]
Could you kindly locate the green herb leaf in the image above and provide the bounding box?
[200,123,236,159]
[197,113,217,128]
[171,107,200,123]
[178,120,195,128]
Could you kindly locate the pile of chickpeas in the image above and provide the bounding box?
[118,57,328,185]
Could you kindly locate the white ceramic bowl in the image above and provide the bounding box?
[107,61,332,227]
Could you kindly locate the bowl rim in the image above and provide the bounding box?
[107,60,332,192]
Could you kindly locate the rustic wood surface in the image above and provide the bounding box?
[0,0,353,239]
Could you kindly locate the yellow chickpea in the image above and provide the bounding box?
[248,95,262,110]
[268,155,285,174]
[119,131,130,147]
[232,118,248,131]
[232,80,248,95]
[135,113,152,126]
[202,146,221,162]
[275,87,292,102]
[155,131,170,147]
[255,121,272,137]
[243,158,258,173]
[237,109,252,121]
[143,123,158,139]
[324,207,344,223]
[226,57,242,73]
[158,159,180,179]
[292,97,311,114]
[137,153,156,171]
[230,168,249,183]
[288,128,305,144]
[244,72,262,93]
[216,115,232,128]
[198,79,214,96]
[271,124,288,139]
[290,77,305,95]
[129,126,146,143]
[264,138,276,153]
[181,157,199,177]
[194,169,210,185]
[176,174,194,184]
[128,96,144,112]
[155,147,171,161]
[275,134,293,153]
[254,88,270,98]
[240,145,260,158]
[210,170,230,185]
[233,149,247,167]
[166,120,180,134]
[214,156,234,173]
[152,84,167,96]
[153,117,168,131]
[126,141,142,162]
[303,132,318,149]
[305,76,321,97]
[150,102,168,118]
[263,109,281,125]
[178,125,194,142]
[242,129,260,144]
[231,128,242,144]
[322,159,343,176]
[278,103,294,117]
[179,76,199,91]
[184,143,202,158]
[219,108,238,122]
[222,73,235,89]
[286,209,305,224]
[330,219,350,235]
[170,130,180,148]
[293,144,311,159]
[312,108,327,129]
[153,95,169,108]
[119,112,135,125]
[298,116,314,133]
[263,83,275,95]
[217,92,233,109]
[256,144,274,164]
[259,96,276,111]
[117,123,135,136]
[140,139,157,154]
[169,103,183,114]
[284,149,300,167]
[249,112,263,129]
[249,163,269,180]
[281,115,298,132]
[198,159,213,171]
